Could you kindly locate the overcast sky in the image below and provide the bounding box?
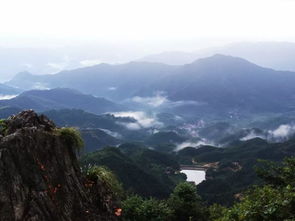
[0,0,295,49]
[0,0,295,82]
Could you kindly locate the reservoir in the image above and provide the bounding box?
[181,169,206,185]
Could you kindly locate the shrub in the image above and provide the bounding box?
[86,165,124,198]
[122,195,172,221]
[0,119,7,135]
[220,185,295,221]
[57,127,84,151]
[208,204,227,221]
[168,182,208,221]
[219,157,295,221]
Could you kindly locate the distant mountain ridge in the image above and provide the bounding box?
[137,54,295,113]
[6,54,295,115]
[0,83,20,95]
[0,88,122,114]
[7,62,177,100]
[140,42,295,71]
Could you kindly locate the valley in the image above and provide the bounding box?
[2,0,295,219]
[1,52,295,220]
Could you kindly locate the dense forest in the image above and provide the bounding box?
[79,136,295,220]
[82,146,295,220]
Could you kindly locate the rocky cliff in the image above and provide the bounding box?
[0,110,119,221]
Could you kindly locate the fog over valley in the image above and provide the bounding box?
[1,0,295,220]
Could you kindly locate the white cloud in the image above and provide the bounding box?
[175,140,215,151]
[179,121,206,137]
[168,100,204,107]
[111,111,163,130]
[240,130,265,141]
[22,63,33,69]
[47,62,64,70]
[131,91,168,107]
[108,87,117,91]
[269,124,295,140]
[122,122,142,130]
[131,92,204,108]
[47,55,71,72]
[0,94,17,100]
[80,59,103,67]
[32,82,50,90]
[99,128,122,139]
[240,124,295,142]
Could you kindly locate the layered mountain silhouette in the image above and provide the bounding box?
[0,88,122,114]
[140,42,295,71]
[6,54,295,114]
[8,62,176,100]
[137,54,295,112]
[0,83,20,95]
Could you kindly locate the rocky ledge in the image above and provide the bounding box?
[0,110,118,221]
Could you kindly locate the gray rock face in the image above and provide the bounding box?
[0,110,118,221]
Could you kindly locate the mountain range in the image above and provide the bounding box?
[137,54,295,113]
[5,53,295,117]
[7,62,176,100]
[0,83,21,96]
[0,88,122,114]
[2,42,295,83]
[140,42,295,71]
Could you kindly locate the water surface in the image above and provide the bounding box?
[181,169,206,185]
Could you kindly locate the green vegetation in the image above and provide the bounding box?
[208,204,227,221]
[80,137,295,208]
[177,138,295,205]
[122,182,208,221]
[167,182,208,221]
[0,119,8,135]
[44,109,124,131]
[120,158,295,221]
[0,106,21,119]
[80,129,120,152]
[79,132,295,220]
[80,144,186,198]
[122,195,172,221]
[145,131,186,146]
[86,165,124,198]
[1,110,294,219]
[220,185,295,221]
[39,112,295,219]
[56,127,84,151]
[43,109,151,142]
[213,157,295,221]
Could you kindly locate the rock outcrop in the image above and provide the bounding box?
[0,110,119,221]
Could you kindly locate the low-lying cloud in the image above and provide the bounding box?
[132,94,168,107]
[99,128,123,139]
[108,87,117,91]
[0,94,18,100]
[131,92,204,108]
[240,124,295,142]
[179,121,206,137]
[268,124,295,140]
[32,82,50,90]
[80,59,103,67]
[47,56,71,72]
[240,130,266,141]
[175,139,215,152]
[111,111,163,130]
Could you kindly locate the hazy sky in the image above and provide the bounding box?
[0,0,295,82]
[0,0,295,49]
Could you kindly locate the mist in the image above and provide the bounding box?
[1,0,295,81]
